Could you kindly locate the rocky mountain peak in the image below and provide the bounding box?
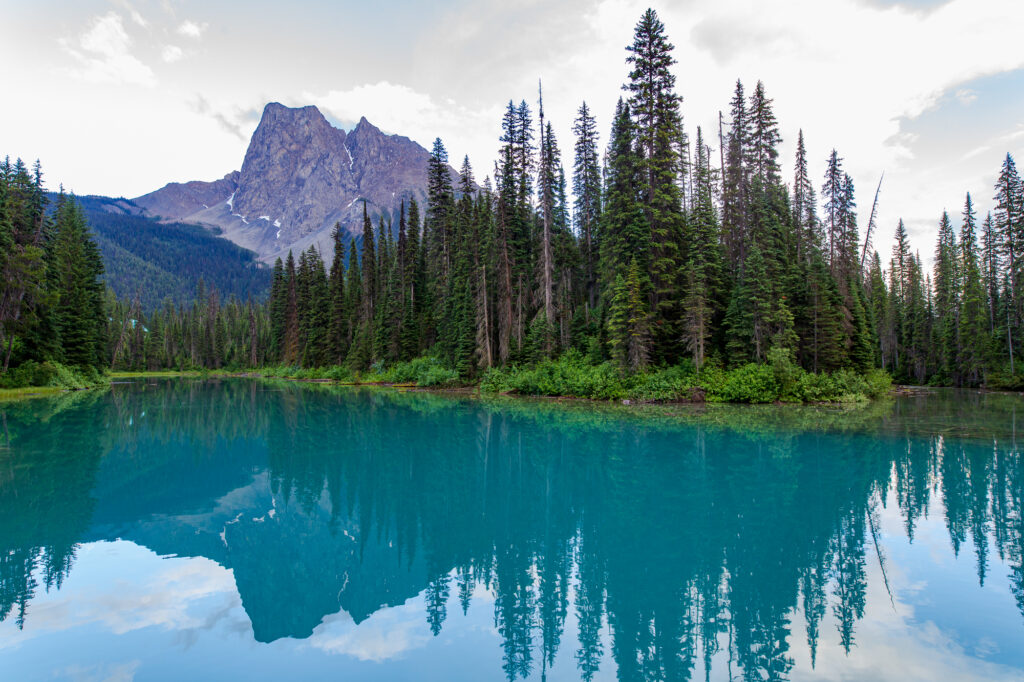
[134,102,455,265]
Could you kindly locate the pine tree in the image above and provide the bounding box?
[573,101,602,310]
[537,88,557,333]
[269,257,286,361]
[959,194,987,385]
[792,129,819,263]
[328,224,348,363]
[725,244,774,363]
[599,100,647,302]
[282,251,299,365]
[607,259,650,372]
[360,201,376,324]
[624,7,686,361]
[747,81,782,188]
[50,196,104,367]
[822,150,845,271]
[427,137,456,285]
[994,153,1022,363]
[722,80,750,276]
[981,212,1000,335]
[933,211,958,381]
[682,258,712,375]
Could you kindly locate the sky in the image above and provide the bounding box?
[1,0,1022,263]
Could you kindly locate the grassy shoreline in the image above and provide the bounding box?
[104,353,894,405]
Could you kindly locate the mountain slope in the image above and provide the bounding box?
[135,103,449,264]
[67,194,272,311]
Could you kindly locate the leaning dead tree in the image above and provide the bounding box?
[860,172,884,271]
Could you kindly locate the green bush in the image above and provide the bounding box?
[0,361,107,390]
[630,365,693,401]
[862,369,893,398]
[796,372,836,402]
[768,347,803,401]
[712,363,779,403]
[362,357,461,387]
[480,351,629,400]
[417,364,460,387]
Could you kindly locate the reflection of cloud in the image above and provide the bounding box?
[55,661,140,682]
[60,12,155,87]
[0,541,238,649]
[782,495,1024,681]
[308,599,431,662]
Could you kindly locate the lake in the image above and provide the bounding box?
[1,379,1022,681]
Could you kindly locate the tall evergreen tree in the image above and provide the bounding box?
[573,101,602,310]
[625,7,687,361]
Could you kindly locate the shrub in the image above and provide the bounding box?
[713,364,779,403]
[830,369,870,402]
[417,365,459,387]
[862,369,893,398]
[0,361,107,390]
[796,372,837,402]
[479,351,627,400]
[768,347,803,401]
[630,365,693,402]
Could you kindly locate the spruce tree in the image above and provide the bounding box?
[607,259,650,372]
[328,224,348,363]
[624,7,686,361]
[572,101,602,310]
[959,194,987,385]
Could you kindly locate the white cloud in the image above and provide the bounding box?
[112,0,148,28]
[305,81,502,177]
[161,45,183,63]
[177,20,208,39]
[60,12,155,87]
[955,88,978,105]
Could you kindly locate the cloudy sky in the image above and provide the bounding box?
[1,0,1022,260]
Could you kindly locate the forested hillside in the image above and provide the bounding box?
[57,194,271,311]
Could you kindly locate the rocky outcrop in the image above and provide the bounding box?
[134,103,449,264]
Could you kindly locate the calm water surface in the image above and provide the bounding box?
[1,380,1023,681]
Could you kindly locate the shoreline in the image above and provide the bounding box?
[4,370,1018,406]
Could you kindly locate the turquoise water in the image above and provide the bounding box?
[1,379,1022,681]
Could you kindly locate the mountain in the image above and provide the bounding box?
[60,193,272,311]
[135,102,448,264]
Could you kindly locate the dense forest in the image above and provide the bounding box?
[3,9,1023,396]
[68,194,271,311]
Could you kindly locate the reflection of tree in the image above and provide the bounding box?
[0,391,106,628]
[3,382,1024,682]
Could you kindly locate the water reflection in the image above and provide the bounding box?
[1,381,1022,680]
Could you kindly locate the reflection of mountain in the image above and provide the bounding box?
[225,491,426,642]
[1,383,1022,681]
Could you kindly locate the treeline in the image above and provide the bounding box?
[11,8,1024,391]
